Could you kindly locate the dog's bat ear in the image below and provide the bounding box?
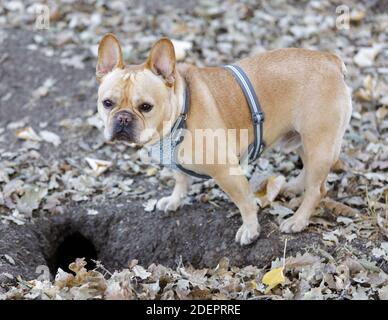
[147,38,176,86]
[96,33,124,82]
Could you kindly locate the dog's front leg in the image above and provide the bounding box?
[157,171,192,212]
[213,167,260,246]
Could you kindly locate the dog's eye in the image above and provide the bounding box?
[102,99,114,109]
[139,103,153,113]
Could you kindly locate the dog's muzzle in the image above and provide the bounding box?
[111,111,135,141]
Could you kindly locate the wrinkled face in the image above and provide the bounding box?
[97,67,174,144]
[96,34,179,145]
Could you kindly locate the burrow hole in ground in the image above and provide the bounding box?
[48,232,98,275]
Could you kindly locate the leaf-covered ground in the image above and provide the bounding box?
[0,0,387,299]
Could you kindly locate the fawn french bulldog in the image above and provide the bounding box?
[95,33,352,246]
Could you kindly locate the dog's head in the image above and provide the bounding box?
[96,34,180,145]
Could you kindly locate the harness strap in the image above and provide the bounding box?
[224,64,265,161]
[173,88,211,179]
[171,65,265,179]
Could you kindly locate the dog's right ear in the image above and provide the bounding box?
[96,33,124,82]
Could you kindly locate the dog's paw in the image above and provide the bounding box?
[156,196,181,212]
[235,223,260,246]
[280,215,309,233]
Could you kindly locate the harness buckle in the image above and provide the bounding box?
[179,113,187,121]
[252,111,264,124]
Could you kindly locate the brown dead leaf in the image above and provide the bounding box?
[254,175,286,207]
[321,198,359,217]
[285,253,320,271]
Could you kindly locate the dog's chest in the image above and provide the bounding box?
[147,134,176,169]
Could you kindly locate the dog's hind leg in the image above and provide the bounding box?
[281,146,305,195]
[280,132,337,233]
[279,77,351,233]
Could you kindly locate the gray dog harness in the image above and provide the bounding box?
[149,64,265,179]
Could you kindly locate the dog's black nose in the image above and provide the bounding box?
[116,111,131,126]
[112,111,134,141]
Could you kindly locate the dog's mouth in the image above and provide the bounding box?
[113,132,132,141]
[111,127,134,142]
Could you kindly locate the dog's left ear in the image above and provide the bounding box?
[146,38,176,86]
[96,33,124,82]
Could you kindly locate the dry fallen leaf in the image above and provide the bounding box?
[262,267,285,294]
[379,286,388,300]
[40,130,61,147]
[354,45,383,67]
[269,203,294,219]
[254,175,285,207]
[3,254,15,265]
[15,127,42,141]
[85,157,113,176]
[262,239,288,294]
[132,265,151,280]
[321,198,358,217]
[16,185,48,216]
[54,268,75,289]
[32,78,56,98]
[87,209,99,216]
[285,253,320,270]
[104,281,130,300]
[350,10,365,24]
[143,199,157,212]
[145,167,158,176]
